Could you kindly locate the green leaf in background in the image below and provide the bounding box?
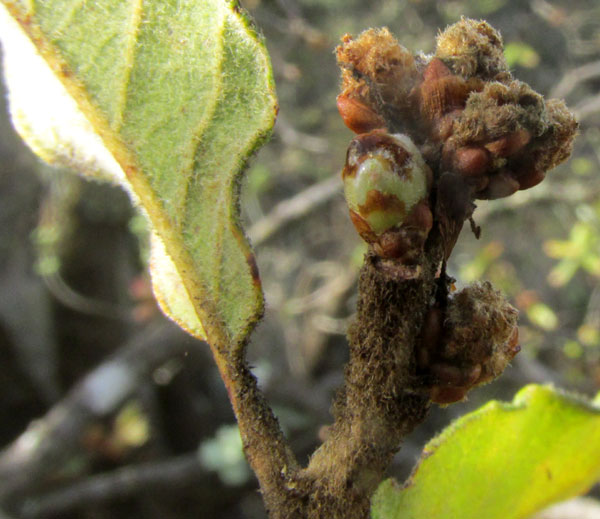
[526,302,559,331]
[545,221,600,287]
[372,385,600,519]
[0,0,276,350]
[504,41,540,68]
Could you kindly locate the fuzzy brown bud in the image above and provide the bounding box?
[336,28,419,123]
[435,17,510,80]
[417,282,519,404]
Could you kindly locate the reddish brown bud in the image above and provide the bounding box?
[471,175,490,193]
[477,171,520,199]
[430,386,468,405]
[431,109,462,141]
[507,327,520,357]
[425,282,519,405]
[430,363,464,386]
[404,200,434,233]
[337,94,386,134]
[373,229,410,259]
[485,129,531,158]
[373,201,433,260]
[515,163,546,190]
[419,61,469,120]
[435,18,508,80]
[464,363,482,385]
[465,76,485,93]
[423,57,452,81]
[454,146,491,177]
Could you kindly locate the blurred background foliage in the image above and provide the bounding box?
[0,0,599,518]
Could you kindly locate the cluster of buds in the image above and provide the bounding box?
[418,283,520,404]
[337,19,577,403]
[337,18,577,260]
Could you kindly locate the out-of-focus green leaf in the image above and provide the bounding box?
[571,157,594,176]
[113,401,150,449]
[578,324,600,347]
[545,221,600,286]
[548,258,580,287]
[459,241,504,282]
[199,424,251,486]
[473,0,506,15]
[527,302,559,331]
[0,0,277,349]
[581,253,600,276]
[562,340,583,359]
[372,385,600,519]
[544,240,580,259]
[504,41,540,68]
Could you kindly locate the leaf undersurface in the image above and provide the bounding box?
[372,385,600,519]
[0,0,276,350]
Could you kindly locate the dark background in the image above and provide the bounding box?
[0,0,599,517]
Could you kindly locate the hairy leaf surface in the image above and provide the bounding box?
[372,385,600,519]
[0,0,277,348]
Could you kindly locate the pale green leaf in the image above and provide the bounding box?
[198,424,250,486]
[0,0,277,348]
[527,302,559,331]
[504,41,540,68]
[578,324,600,347]
[372,385,600,519]
[548,258,581,287]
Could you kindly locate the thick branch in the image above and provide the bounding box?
[288,243,443,519]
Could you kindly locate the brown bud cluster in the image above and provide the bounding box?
[337,19,575,403]
[337,18,578,258]
[417,282,520,404]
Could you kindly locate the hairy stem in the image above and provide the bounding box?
[216,352,300,516]
[290,242,443,518]
[216,233,446,519]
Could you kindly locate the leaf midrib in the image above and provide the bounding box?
[2,0,231,349]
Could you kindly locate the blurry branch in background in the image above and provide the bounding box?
[275,115,330,154]
[283,261,357,377]
[249,175,341,245]
[533,0,600,123]
[20,453,206,519]
[474,181,600,224]
[42,271,132,321]
[530,0,567,27]
[0,323,193,508]
[511,354,562,387]
[533,0,600,57]
[550,60,600,99]
[574,95,600,123]
[253,0,328,48]
[550,60,600,122]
